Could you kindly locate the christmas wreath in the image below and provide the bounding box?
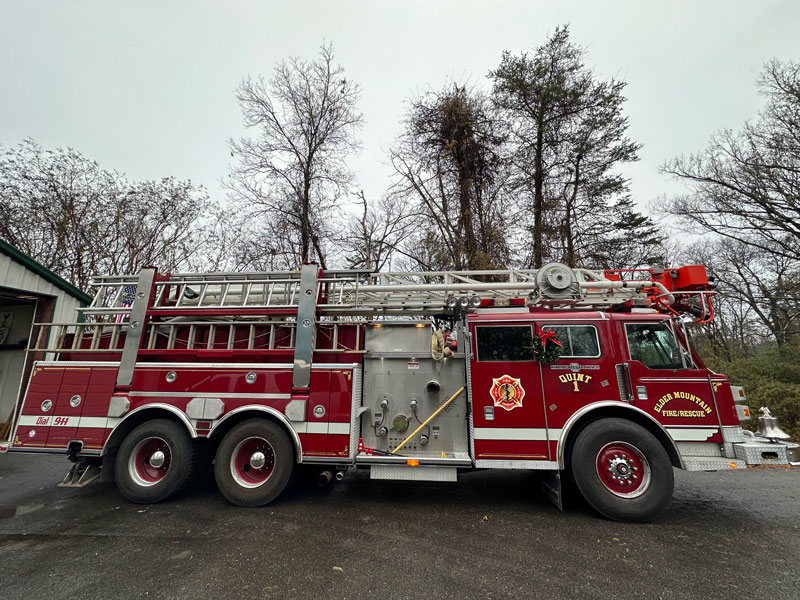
[529,327,564,363]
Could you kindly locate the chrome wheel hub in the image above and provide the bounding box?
[607,453,639,485]
[249,451,266,470]
[149,450,166,468]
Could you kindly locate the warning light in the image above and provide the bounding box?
[743,408,750,417]
[406,459,420,467]
[729,462,738,469]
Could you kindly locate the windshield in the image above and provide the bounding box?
[625,322,685,370]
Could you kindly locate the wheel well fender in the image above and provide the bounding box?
[208,406,303,464]
[102,403,196,457]
[557,402,682,470]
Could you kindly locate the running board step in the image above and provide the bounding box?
[370,465,457,482]
[682,456,745,472]
[59,463,102,487]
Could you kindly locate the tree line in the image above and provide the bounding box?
[1,28,798,370]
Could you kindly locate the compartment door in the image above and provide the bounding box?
[302,369,331,458]
[470,324,550,462]
[327,368,354,458]
[46,367,91,448]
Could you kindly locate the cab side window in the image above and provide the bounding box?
[625,322,683,369]
[544,325,601,358]
[476,326,533,361]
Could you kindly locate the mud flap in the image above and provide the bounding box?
[540,470,563,511]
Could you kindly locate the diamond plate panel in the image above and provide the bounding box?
[733,442,792,464]
[721,426,747,443]
[370,465,457,482]
[676,442,723,457]
[349,365,362,461]
[682,456,745,471]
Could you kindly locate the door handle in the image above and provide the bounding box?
[483,405,495,421]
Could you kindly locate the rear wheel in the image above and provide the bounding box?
[569,418,673,522]
[214,419,293,507]
[114,419,198,504]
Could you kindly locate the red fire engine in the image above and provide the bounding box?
[1,263,797,522]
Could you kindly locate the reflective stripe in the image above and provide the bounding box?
[292,422,350,435]
[329,422,350,435]
[19,415,351,436]
[473,427,562,441]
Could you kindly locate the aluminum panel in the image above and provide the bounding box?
[117,268,156,386]
[721,426,747,443]
[292,265,318,389]
[683,456,745,471]
[361,324,468,457]
[675,442,723,457]
[370,465,457,482]
[733,441,795,464]
[349,365,362,460]
[474,459,558,470]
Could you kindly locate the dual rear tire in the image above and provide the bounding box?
[213,419,294,507]
[114,419,200,504]
[114,417,293,507]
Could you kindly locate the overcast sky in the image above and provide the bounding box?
[1,1,798,220]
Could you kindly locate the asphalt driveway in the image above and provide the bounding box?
[1,453,798,600]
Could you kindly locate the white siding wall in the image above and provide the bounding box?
[0,254,84,322]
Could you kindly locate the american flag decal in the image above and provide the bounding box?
[115,285,138,323]
[121,285,137,307]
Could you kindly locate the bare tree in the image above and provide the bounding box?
[339,191,417,272]
[227,43,363,270]
[663,60,800,262]
[0,139,212,289]
[390,84,510,271]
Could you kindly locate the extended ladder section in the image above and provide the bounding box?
[84,262,694,316]
[28,263,713,356]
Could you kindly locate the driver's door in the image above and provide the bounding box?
[622,320,721,443]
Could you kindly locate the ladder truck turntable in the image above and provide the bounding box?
[1,262,797,522]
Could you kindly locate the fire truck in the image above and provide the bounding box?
[1,263,797,522]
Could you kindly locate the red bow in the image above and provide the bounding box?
[537,328,562,347]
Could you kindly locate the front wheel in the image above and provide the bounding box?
[569,418,674,522]
[214,419,294,507]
